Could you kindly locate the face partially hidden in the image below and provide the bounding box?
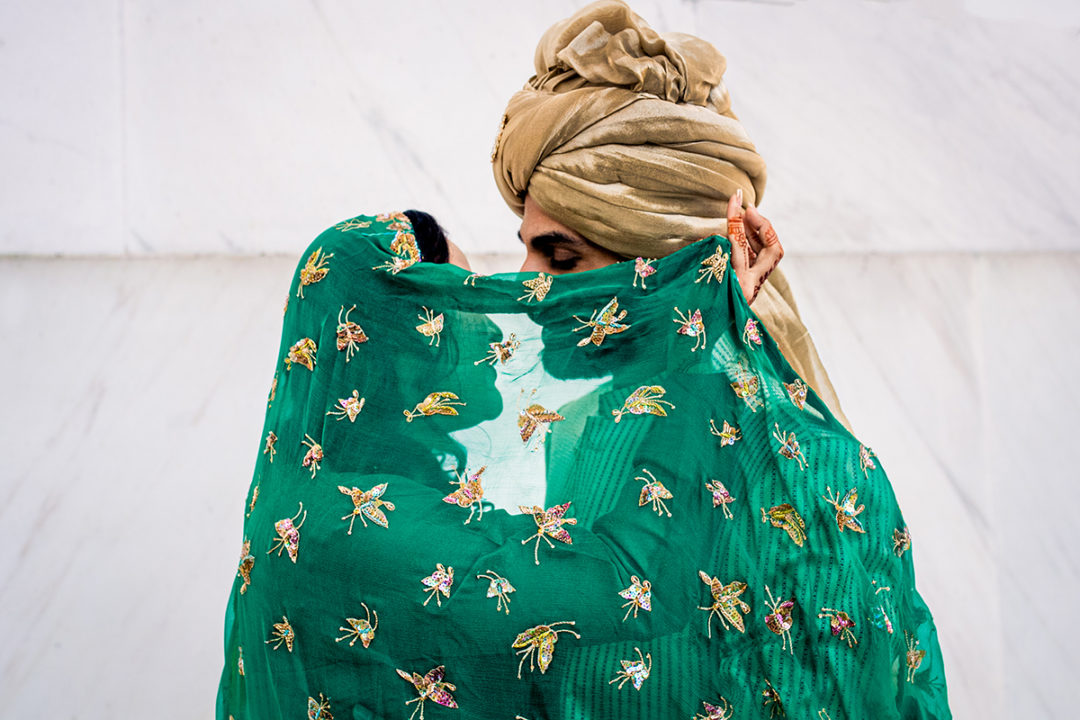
[518,195,624,274]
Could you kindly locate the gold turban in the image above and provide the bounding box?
[492,0,850,429]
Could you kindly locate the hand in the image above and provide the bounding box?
[726,188,783,304]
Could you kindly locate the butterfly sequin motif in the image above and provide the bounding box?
[859,444,877,477]
[636,468,673,517]
[404,391,466,422]
[519,502,577,565]
[697,571,750,637]
[762,680,786,719]
[730,362,763,411]
[743,318,763,347]
[519,273,553,302]
[618,575,653,621]
[336,602,378,648]
[695,245,728,284]
[237,539,254,594]
[819,607,858,649]
[704,480,736,519]
[372,228,421,274]
[336,305,368,361]
[905,632,927,683]
[518,391,565,452]
[415,306,444,347]
[266,615,295,652]
[709,419,741,446]
[693,698,734,720]
[443,466,487,524]
[263,430,277,462]
[762,585,796,654]
[301,434,323,478]
[784,379,809,410]
[673,307,707,351]
[307,693,334,720]
[633,257,656,288]
[395,665,458,720]
[286,337,318,371]
[474,334,519,366]
[609,647,651,691]
[893,526,912,557]
[573,296,631,347]
[267,502,307,562]
[338,483,395,533]
[327,390,365,422]
[334,217,371,231]
[421,563,454,607]
[476,570,516,614]
[822,486,866,533]
[512,621,580,678]
[760,503,807,547]
[297,247,333,298]
[612,385,675,423]
[772,424,808,470]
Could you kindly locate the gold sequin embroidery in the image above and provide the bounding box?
[237,538,254,594]
[404,391,466,422]
[609,648,651,690]
[301,434,323,478]
[697,572,750,637]
[474,334,519,365]
[443,466,487,524]
[762,679,786,718]
[297,247,333,298]
[336,305,368,361]
[338,482,395,533]
[760,503,807,547]
[519,273,553,302]
[893,526,912,557]
[415,306,444,346]
[237,646,244,676]
[695,245,729,284]
[905,632,927,683]
[772,424,808,470]
[612,385,675,423]
[709,419,741,446]
[477,570,516,614]
[822,486,866,533]
[327,390,365,422]
[266,615,295,651]
[308,693,333,720]
[784,379,809,410]
[421,563,454,607]
[573,296,630,347]
[268,374,277,407]
[372,227,421,274]
[513,621,580,678]
[263,430,277,462]
[633,257,656,288]
[518,390,565,451]
[520,502,577,565]
[286,338,318,371]
[694,699,734,720]
[819,607,858,649]
[267,502,306,562]
[336,603,378,648]
[763,585,796,654]
[636,468,673,517]
[673,307,707,351]
[247,484,259,517]
[730,362,763,412]
[396,665,458,720]
[704,480,736,519]
[859,444,877,477]
[742,318,763,348]
[335,218,371,231]
[619,575,652,621]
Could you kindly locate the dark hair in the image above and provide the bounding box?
[404,209,450,264]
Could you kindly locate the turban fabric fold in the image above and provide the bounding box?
[492,0,850,429]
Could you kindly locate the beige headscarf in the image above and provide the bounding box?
[492,0,850,429]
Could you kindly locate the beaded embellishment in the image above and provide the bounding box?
[520,502,577,565]
[463,272,482,287]
[636,468,673,517]
[704,480,736,519]
[519,273,553,302]
[404,391,466,422]
[822,486,866,533]
[761,504,807,547]
[307,693,333,720]
[518,391,565,451]
[247,484,259,517]
[336,603,378,648]
[263,431,277,463]
[237,539,254,594]
[905,632,927,683]
[784,379,809,410]
[335,218,371,231]
[268,374,277,407]
[694,699,734,720]
[327,390,365,422]
[742,319,763,348]
[819,607,858,648]
[730,362,763,411]
[673,307,707,351]
[573,296,630,347]
[443,466,487,524]
[709,419,741,446]
[476,570,516,614]
[612,385,675,423]
[268,502,307,562]
[286,338,318,371]
[695,245,729,284]
[859,445,877,477]
[336,305,368,362]
[870,580,895,634]
[762,679,786,718]
[772,424,808,470]
[697,572,750,636]
[618,575,653,621]
[763,586,796,654]
[415,307,444,347]
[513,621,580,678]
[237,646,244,676]
[301,434,323,479]
[609,648,651,690]
[421,563,454,607]
[396,665,458,720]
[297,247,333,298]
[893,527,912,557]
[338,483,395,533]
[475,334,519,366]
[372,226,421,274]
[633,257,656,288]
[266,615,295,651]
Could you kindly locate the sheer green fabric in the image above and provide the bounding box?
[216,213,950,720]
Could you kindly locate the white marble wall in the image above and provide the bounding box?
[2,1,1079,719]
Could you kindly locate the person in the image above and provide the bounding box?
[215,3,950,719]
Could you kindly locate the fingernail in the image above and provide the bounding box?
[735,189,743,206]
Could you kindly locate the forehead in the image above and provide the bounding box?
[520,196,588,244]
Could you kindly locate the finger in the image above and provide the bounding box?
[726,190,751,274]
[743,205,783,304]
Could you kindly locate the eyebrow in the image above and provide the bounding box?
[518,230,588,249]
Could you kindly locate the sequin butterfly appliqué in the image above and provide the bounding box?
[286,337,317,371]
[742,318,763,348]
[730,362,763,412]
[395,665,458,720]
[404,391,466,422]
[694,698,734,720]
[474,333,519,366]
[336,602,378,649]
[327,390,365,422]
[268,502,307,562]
[520,502,577,565]
[415,306,444,347]
[307,693,333,720]
[772,423,808,470]
[762,585,796,655]
[476,570,516,614]
[905,631,927,683]
[573,296,631,347]
[673,307,707,351]
[612,385,675,423]
[697,572,750,637]
[266,615,295,651]
[518,390,565,452]
[636,468,673,517]
[443,466,487,524]
[297,247,333,298]
[513,621,580,678]
[519,273,553,302]
[819,607,858,649]
[421,563,454,607]
[761,503,807,547]
[822,486,866,534]
[695,245,728,284]
[338,483,395,533]
[619,575,653,621]
[301,434,323,478]
[704,480,736,519]
[709,419,741,447]
[785,379,809,410]
[609,648,652,691]
[336,305,368,362]
[237,539,254,593]
[633,257,656,288]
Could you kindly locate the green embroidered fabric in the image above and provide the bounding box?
[216,213,950,720]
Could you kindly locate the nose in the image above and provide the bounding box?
[518,250,544,274]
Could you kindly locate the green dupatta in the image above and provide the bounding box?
[216,212,950,720]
